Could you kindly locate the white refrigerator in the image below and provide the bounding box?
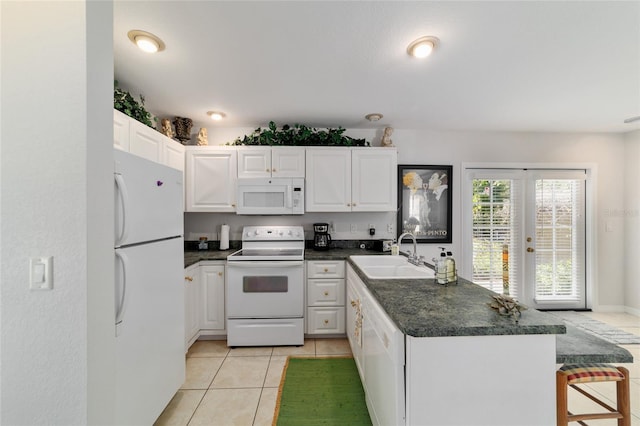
[114,149,185,425]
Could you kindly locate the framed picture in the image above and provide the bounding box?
[397,165,452,243]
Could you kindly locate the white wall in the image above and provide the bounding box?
[624,130,640,314]
[396,129,627,310]
[1,2,115,424]
[187,127,630,310]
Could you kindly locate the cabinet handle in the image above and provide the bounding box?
[185,276,193,282]
[323,291,329,296]
[266,169,270,172]
[347,203,351,207]
[272,168,277,172]
[527,247,535,253]
[232,204,236,207]
[323,268,329,273]
[218,272,223,277]
[323,319,329,325]
[350,300,356,307]
[352,203,356,207]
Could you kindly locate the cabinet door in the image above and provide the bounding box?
[129,119,164,163]
[346,269,364,375]
[184,265,200,350]
[237,147,271,178]
[305,148,351,212]
[185,148,237,212]
[352,148,397,212]
[200,264,225,330]
[113,109,130,151]
[164,139,185,172]
[272,147,305,177]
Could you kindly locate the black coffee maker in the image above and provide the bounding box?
[313,223,332,250]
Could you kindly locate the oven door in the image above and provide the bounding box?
[226,261,304,318]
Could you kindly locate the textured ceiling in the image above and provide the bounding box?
[113,1,640,134]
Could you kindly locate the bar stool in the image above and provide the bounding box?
[556,363,630,426]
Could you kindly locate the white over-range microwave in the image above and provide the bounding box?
[236,178,304,215]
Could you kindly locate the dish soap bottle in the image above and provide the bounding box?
[445,251,457,284]
[436,247,447,285]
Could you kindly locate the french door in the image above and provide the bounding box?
[463,168,587,310]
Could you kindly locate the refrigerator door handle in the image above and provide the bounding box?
[114,173,129,246]
[115,250,129,336]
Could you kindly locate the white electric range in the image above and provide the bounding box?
[226,226,305,347]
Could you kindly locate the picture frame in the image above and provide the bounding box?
[397,165,452,243]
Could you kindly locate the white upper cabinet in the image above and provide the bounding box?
[237,147,305,178]
[113,109,130,152]
[113,109,185,172]
[351,148,397,212]
[185,147,237,212]
[306,147,397,212]
[129,118,165,164]
[163,140,185,172]
[305,148,352,212]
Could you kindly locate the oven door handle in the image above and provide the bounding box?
[227,261,303,268]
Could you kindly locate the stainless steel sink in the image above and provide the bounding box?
[350,255,435,279]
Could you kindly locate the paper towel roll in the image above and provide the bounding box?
[220,224,230,250]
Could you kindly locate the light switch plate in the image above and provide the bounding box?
[30,257,53,290]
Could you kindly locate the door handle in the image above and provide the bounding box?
[527,247,535,253]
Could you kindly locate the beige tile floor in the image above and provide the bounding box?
[155,312,640,426]
[154,338,352,426]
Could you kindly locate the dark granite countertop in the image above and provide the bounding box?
[184,247,632,363]
[556,325,633,363]
[347,259,566,338]
[184,246,386,267]
[184,249,235,268]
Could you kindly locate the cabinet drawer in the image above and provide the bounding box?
[307,307,346,334]
[307,279,345,306]
[308,279,346,306]
[307,260,345,279]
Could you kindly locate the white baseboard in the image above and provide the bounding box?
[592,305,627,313]
[624,306,640,317]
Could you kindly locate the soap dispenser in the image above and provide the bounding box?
[436,247,447,285]
[445,251,457,283]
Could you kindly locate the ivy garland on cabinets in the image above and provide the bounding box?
[113,80,155,129]
[228,121,369,147]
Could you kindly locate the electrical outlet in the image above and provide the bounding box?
[350,224,357,233]
[387,223,393,233]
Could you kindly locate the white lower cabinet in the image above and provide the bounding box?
[306,260,346,335]
[346,264,404,426]
[184,264,200,350]
[199,262,226,332]
[184,261,226,351]
[346,265,364,375]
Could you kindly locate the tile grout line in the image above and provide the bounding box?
[186,344,231,426]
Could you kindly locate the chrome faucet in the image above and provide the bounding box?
[397,232,423,265]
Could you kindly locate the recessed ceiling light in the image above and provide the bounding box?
[365,113,383,122]
[407,36,439,58]
[127,30,165,53]
[207,111,226,121]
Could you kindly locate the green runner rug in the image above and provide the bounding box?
[273,357,372,426]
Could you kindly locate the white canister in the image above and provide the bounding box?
[219,224,230,250]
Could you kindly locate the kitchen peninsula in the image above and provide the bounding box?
[184,246,632,426]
